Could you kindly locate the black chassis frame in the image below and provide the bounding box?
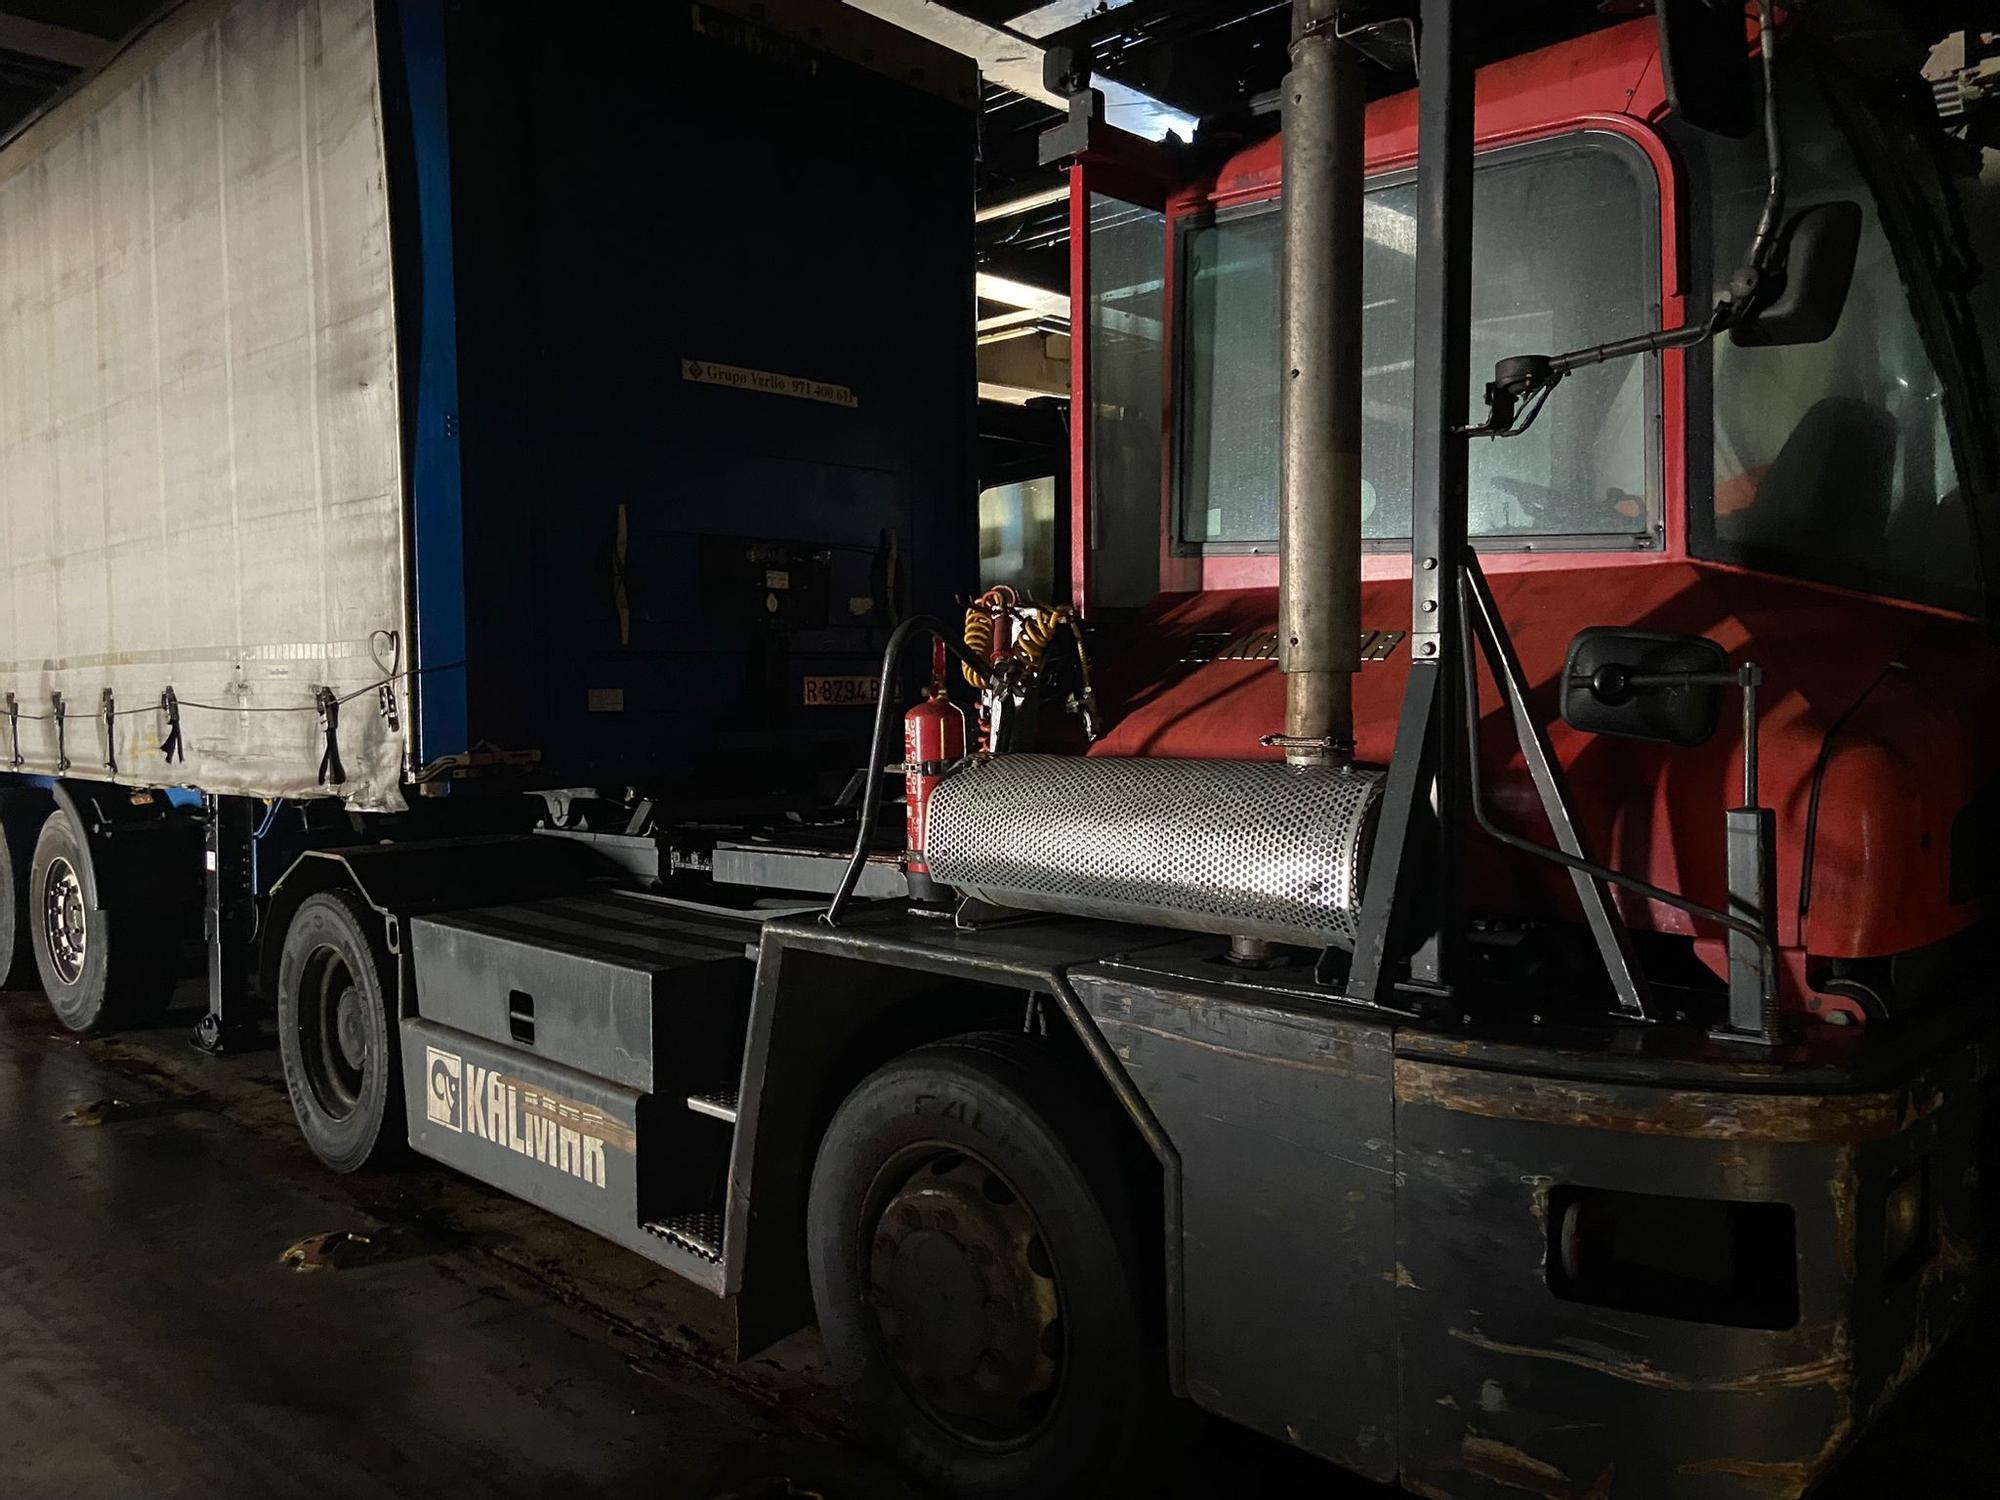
[188,803,1994,1495]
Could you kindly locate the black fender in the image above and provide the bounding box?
[258,834,611,1015]
[722,908,1184,1381]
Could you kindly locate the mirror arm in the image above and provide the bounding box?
[1470,314,1720,438]
[1475,0,1786,441]
[1734,0,1785,303]
[1547,315,1717,379]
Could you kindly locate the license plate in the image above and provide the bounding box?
[802,675,881,707]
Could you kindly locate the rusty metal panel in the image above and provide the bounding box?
[1390,1045,1980,1499]
[1074,964,1400,1482]
[0,0,407,809]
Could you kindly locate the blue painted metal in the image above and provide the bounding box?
[0,770,198,807]
[397,0,469,771]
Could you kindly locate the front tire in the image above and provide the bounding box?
[277,889,403,1173]
[807,1031,1158,1499]
[28,809,173,1031]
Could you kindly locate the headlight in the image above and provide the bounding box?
[1883,1165,1929,1274]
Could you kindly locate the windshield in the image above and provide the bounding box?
[1174,133,1660,549]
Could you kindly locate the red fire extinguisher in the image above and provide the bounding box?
[904,638,967,904]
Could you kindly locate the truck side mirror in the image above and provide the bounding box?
[1561,629,1729,747]
[1657,0,1756,139]
[1730,201,1863,348]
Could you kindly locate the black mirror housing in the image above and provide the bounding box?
[1658,0,1757,139]
[1562,629,1729,747]
[1731,201,1863,348]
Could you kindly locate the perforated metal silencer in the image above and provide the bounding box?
[924,754,1383,950]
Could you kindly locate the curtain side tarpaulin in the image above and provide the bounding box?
[0,0,409,811]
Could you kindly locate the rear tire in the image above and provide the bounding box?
[277,889,403,1173]
[28,809,174,1031]
[807,1030,1159,1499]
[0,791,47,990]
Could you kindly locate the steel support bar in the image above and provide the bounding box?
[1343,667,1441,1003]
[1461,558,1654,1020]
[1278,0,1364,765]
[1345,0,1473,1001]
[195,794,259,1055]
[1722,806,1780,1041]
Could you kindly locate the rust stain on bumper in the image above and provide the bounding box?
[1395,1058,1904,1143]
[1449,1326,1848,1394]
[1460,1434,1569,1494]
[1679,1409,1852,1495]
[1829,1145,1859,1283]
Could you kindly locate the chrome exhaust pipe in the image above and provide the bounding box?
[1278,0,1364,767]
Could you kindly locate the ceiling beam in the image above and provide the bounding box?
[1006,0,1138,40]
[975,182,1070,223]
[976,271,1070,319]
[842,0,1196,139]
[0,15,112,70]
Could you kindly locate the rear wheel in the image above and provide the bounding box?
[28,809,174,1031]
[0,790,48,990]
[277,889,402,1172]
[807,1031,1159,1499]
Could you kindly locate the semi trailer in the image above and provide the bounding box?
[0,0,974,1029]
[2,1,1995,1498]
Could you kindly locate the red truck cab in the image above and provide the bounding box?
[1059,17,1999,1023]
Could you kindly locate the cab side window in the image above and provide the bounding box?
[1693,60,1979,611]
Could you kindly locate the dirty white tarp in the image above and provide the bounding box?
[0,0,409,811]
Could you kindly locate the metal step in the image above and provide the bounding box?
[645,1211,723,1263]
[686,1084,739,1124]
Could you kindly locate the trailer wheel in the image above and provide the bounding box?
[27,808,173,1031]
[807,1031,1158,1499]
[0,790,48,990]
[276,889,403,1173]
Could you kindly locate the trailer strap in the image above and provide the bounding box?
[315,687,345,786]
[160,687,184,764]
[51,692,68,774]
[4,694,17,770]
[100,689,117,775]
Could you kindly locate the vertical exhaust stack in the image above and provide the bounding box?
[1278,0,1364,768]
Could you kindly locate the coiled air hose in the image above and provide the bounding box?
[824,615,991,927]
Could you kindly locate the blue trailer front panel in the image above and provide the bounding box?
[390,1,977,800]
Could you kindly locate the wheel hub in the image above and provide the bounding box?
[297,944,366,1120]
[40,856,88,986]
[334,986,369,1072]
[868,1150,1062,1440]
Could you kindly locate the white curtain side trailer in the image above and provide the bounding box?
[0,0,409,811]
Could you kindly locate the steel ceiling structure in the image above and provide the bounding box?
[0,1,166,148]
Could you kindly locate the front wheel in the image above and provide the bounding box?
[807,1031,1159,1499]
[277,889,403,1173]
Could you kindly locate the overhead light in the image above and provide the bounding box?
[977,272,1070,319]
[1006,0,1136,41]
[975,183,1070,223]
